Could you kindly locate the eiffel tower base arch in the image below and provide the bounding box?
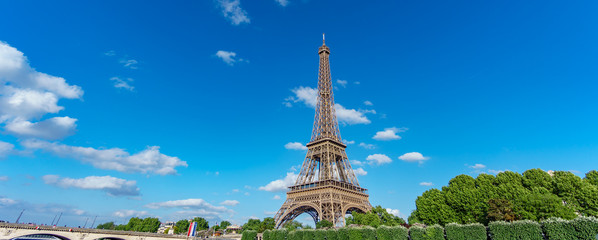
[274,182,371,228]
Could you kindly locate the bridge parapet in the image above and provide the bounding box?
[0,222,188,240]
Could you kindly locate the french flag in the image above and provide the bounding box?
[187,222,197,237]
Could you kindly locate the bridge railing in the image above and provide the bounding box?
[0,222,187,239]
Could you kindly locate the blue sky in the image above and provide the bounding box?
[1,0,598,228]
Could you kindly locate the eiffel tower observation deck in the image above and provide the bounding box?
[274,35,372,228]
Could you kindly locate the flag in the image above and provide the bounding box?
[187,221,197,237]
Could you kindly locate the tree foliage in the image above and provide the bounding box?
[346,205,406,227]
[411,169,598,225]
[96,217,160,233]
[315,219,333,229]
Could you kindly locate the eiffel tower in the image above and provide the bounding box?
[274,35,372,228]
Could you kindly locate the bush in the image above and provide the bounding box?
[409,224,445,240]
[271,229,288,240]
[313,229,326,240]
[376,225,393,240]
[241,230,257,240]
[445,223,486,240]
[325,228,338,240]
[571,216,598,240]
[361,226,376,240]
[348,227,363,240]
[262,230,272,240]
[302,229,314,240]
[489,220,542,240]
[337,227,349,239]
[391,225,409,240]
[542,218,577,240]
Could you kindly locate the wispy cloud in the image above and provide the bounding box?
[110,77,135,91]
[364,100,373,106]
[353,167,367,176]
[275,0,289,6]
[419,182,433,186]
[359,142,375,149]
[336,79,347,88]
[43,175,140,196]
[220,200,240,206]
[218,0,250,25]
[22,139,187,175]
[119,59,138,69]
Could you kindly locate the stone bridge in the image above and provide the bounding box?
[0,223,189,240]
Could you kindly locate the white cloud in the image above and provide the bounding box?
[0,41,83,140]
[43,175,140,196]
[364,101,373,106]
[0,176,8,181]
[336,79,347,88]
[259,172,297,192]
[419,182,433,186]
[488,169,506,175]
[0,197,17,206]
[335,104,370,125]
[215,50,244,66]
[469,163,486,169]
[218,0,250,25]
[0,141,14,158]
[5,117,77,140]
[110,77,135,91]
[275,0,289,6]
[353,167,367,176]
[272,195,281,200]
[359,142,375,149]
[372,127,407,141]
[354,81,360,85]
[288,86,317,108]
[145,199,231,215]
[343,140,355,145]
[386,208,400,217]
[350,160,364,166]
[113,210,149,218]
[264,211,277,215]
[366,154,392,165]
[284,142,307,150]
[398,152,430,164]
[22,139,187,175]
[220,200,240,206]
[284,86,371,125]
[119,59,138,69]
[104,50,116,56]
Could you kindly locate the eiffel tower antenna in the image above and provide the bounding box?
[274,36,372,228]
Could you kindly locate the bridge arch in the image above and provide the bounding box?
[276,203,322,229]
[11,233,71,240]
[94,238,126,240]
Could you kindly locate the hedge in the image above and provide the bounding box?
[241,230,257,240]
[272,229,288,240]
[287,230,301,240]
[361,226,376,240]
[572,217,598,240]
[302,229,314,240]
[325,228,339,240]
[262,229,272,240]
[542,217,578,240]
[445,223,487,240]
[313,229,327,240]
[410,224,444,240]
[337,227,349,239]
[489,220,542,240]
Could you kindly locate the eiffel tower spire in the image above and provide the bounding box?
[274,36,371,228]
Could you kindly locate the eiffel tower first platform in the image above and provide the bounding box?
[274,35,372,228]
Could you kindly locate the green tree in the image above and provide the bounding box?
[414,188,458,225]
[283,220,304,231]
[96,222,116,230]
[514,192,576,221]
[220,220,232,231]
[585,170,598,186]
[487,198,517,222]
[175,219,190,234]
[140,217,161,232]
[191,217,209,230]
[371,206,406,226]
[259,217,275,232]
[242,218,262,232]
[316,219,333,229]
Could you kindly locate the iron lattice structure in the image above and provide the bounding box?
[274,36,372,229]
